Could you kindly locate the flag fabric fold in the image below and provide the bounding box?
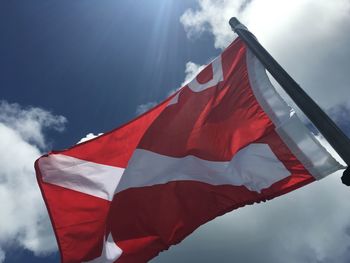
[35,38,343,263]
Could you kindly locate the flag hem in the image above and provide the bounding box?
[246,49,344,180]
[34,157,66,263]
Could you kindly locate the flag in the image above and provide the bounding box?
[35,38,343,262]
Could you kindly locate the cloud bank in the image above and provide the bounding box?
[0,101,66,262]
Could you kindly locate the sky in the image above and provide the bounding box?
[1,0,350,262]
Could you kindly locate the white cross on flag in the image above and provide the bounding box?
[35,38,343,262]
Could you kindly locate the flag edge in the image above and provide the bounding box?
[246,48,345,180]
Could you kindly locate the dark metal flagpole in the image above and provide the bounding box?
[229,17,350,185]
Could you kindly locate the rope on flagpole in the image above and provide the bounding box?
[229,17,350,186]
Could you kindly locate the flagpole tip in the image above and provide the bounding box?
[229,17,240,28]
[341,167,350,186]
[229,17,247,32]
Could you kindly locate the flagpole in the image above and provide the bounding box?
[229,17,350,185]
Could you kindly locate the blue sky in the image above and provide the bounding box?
[0,0,216,150]
[1,1,350,262]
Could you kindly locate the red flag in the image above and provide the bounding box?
[35,38,342,262]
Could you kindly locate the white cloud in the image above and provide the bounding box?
[0,101,66,149]
[180,0,237,49]
[180,0,350,109]
[181,61,206,87]
[77,132,104,144]
[0,101,66,262]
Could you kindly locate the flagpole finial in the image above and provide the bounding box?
[341,168,350,186]
[229,17,248,32]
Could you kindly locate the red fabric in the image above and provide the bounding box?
[109,176,313,263]
[138,42,270,160]
[60,93,175,168]
[35,164,110,263]
[35,38,315,263]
